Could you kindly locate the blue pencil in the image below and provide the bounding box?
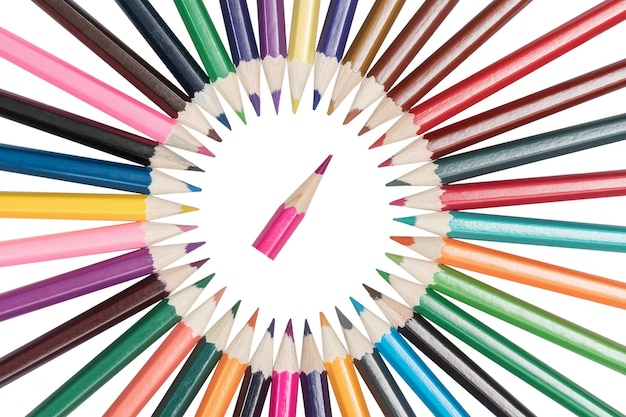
[312,0,359,110]
[350,297,470,417]
[220,0,262,116]
[0,143,200,194]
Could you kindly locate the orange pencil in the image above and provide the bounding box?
[390,235,626,310]
[320,312,371,417]
[194,308,260,417]
[102,287,226,417]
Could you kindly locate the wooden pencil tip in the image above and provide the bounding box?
[291,98,300,114]
[271,90,281,114]
[231,300,242,316]
[177,224,198,233]
[185,241,206,253]
[193,272,214,288]
[369,135,385,149]
[207,130,222,143]
[316,155,333,174]
[393,216,417,226]
[285,319,294,339]
[216,113,232,130]
[375,269,391,283]
[249,94,261,116]
[319,312,330,327]
[378,157,392,167]
[327,100,336,115]
[349,297,364,315]
[358,125,371,136]
[335,307,352,330]
[389,197,406,207]
[343,109,360,125]
[190,257,210,268]
[303,319,312,336]
[268,318,276,336]
[236,110,247,125]
[214,286,227,302]
[248,308,260,327]
[362,284,382,300]
[198,146,216,157]
[390,236,414,246]
[180,204,200,213]
[385,252,404,265]
[312,90,321,110]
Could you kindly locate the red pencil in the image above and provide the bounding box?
[370,0,626,148]
[390,169,626,211]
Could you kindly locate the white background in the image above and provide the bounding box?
[1,0,626,416]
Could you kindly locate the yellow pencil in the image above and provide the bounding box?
[287,0,321,113]
[320,312,371,417]
[327,0,406,115]
[0,191,197,221]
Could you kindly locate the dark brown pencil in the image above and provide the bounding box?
[32,0,222,141]
[0,259,209,388]
[364,283,537,417]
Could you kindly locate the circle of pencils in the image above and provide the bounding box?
[2,1,626,416]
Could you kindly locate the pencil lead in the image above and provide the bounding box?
[375,269,391,283]
[207,130,222,143]
[285,319,294,339]
[189,258,210,268]
[215,113,232,130]
[197,146,215,157]
[369,135,385,149]
[191,272,214,288]
[303,319,312,335]
[291,98,300,114]
[385,252,404,266]
[349,297,365,314]
[335,307,352,330]
[180,204,200,214]
[390,236,413,246]
[231,300,242,316]
[272,90,281,114]
[312,90,321,110]
[249,94,261,116]
[378,157,392,167]
[386,179,410,187]
[316,155,333,174]
[185,182,203,192]
[327,100,336,116]
[236,110,247,125]
[362,284,382,300]
[187,164,205,172]
[393,216,417,226]
[268,318,276,336]
[214,286,227,302]
[358,125,370,136]
[343,109,360,125]
[389,197,406,206]
[185,241,206,253]
[319,311,330,327]
[177,225,199,233]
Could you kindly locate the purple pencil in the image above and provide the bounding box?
[257,0,287,113]
[0,242,204,322]
[220,0,262,116]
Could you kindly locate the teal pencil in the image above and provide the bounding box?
[26,276,214,417]
[395,210,626,253]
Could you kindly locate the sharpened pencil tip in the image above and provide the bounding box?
[375,269,391,283]
[177,224,198,233]
[389,197,406,207]
[248,308,259,327]
[369,135,384,149]
[343,109,360,125]
[393,216,417,226]
[358,125,370,136]
[193,272,215,288]
[268,318,275,336]
[387,179,409,187]
[316,155,333,174]
[378,157,392,168]
[231,300,241,316]
[285,319,294,339]
[304,319,311,335]
[190,258,210,268]
[236,110,247,125]
[327,100,336,115]
[185,182,202,192]
[291,98,300,114]
[349,297,364,314]
[187,164,205,172]
[363,284,382,300]
[272,90,281,114]
[249,94,261,116]
[185,241,205,253]
[312,90,321,110]
[181,204,199,214]
[335,307,353,330]
[214,285,226,301]
[390,236,413,246]
[216,113,231,130]
[319,312,330,327]
[198,146,215,157]
[385,252,404,265]
[207,130,222,143]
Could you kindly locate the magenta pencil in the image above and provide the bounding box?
[253,155,331,259]
[257,0,287,113]
[0,27,213,155]
[0,222,195,267]
[0,242,204,322]
[269,320,299,417]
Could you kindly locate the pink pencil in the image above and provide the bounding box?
[253,155,332,259]
[269,319,299,417]
[0,222,195,267]
[0,27,214,155]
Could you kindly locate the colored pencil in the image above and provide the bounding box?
[335,307,417,417]
[0,89,201,171]
[0,191,198,221]
[385,282,625,417]
[233,319,275,417]
[396,210,626,252]
[269,319,299,417]
[32,0,218,139]
[392,235,626,310]
[0,260,209,389]
[386,254,626,375]
[344,0,458,124]
[382,59,626,169]
[103,287,225,417]
[365,283,536,417]
[390,169,626,211]
[327,0,406,115]
[174,0,247,123]
[320,311,371,417]
[361,0,531,134]
[25,276,212,417]
[194,308,259,417]
[152,301,240,417]
[0,143,201,194]
[0,221,194,267]
[257,0,287,113]
[299,319,331,417]
[220,0,262,116]
[0,27,214,154]
[253,155,331,259]
[113,0,231,130]
[287,0,321,113]
[0,242,203,322]
[370,0,626,148]
[312,0,359,110]
[350,297,470,417]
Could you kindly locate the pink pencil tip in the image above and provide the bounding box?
[378,158,392,167]
[315,155,333,174]
[369,135,385,149]
[390,198,407,207]
[285,319,294,339]
[198,146,215,157]
[214,286,227,302]
[177,224,198,232]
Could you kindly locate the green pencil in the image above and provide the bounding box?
[26,275,214,417]
[174,0,247,123]
[376,269,626,417]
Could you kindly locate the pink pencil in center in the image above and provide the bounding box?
[253,155,332,260]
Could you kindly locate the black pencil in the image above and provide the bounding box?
[114,0,231,130]
[0,88,201,171]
